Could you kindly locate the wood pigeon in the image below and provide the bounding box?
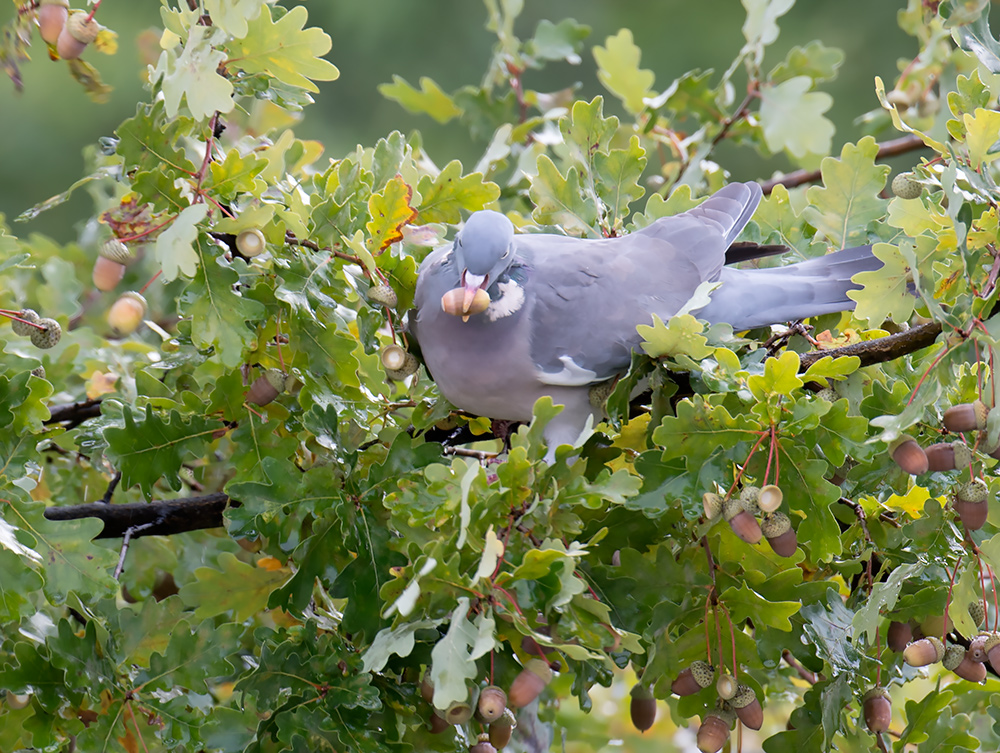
[409,182,880,459]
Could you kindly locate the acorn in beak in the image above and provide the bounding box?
[441,271,491,321]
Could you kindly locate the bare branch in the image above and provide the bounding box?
[44,492,230,539]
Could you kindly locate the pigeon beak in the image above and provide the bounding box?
[462,271,489,321]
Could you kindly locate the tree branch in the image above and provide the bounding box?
[43,492,230,539]
[761,134,928,195]
[799,322,943,370]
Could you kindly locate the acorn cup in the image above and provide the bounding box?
[732,684,763,730]
[474,685,507,724]
[761,512,797,557]
[629,684,656,733]
[508,658,552,708]
[890,436,928,475]
[10,308,40,336]
[488,708,516,749]
[862,687,891,733]
[723,497,762,545]
[702,492,723,520]
[444,698,475,725]
[886,621,914,653]
[954,478,990,531]
[902,636,945,667]
[697,706,735,753]
[758,484,783,513]
[943,400,989,433]
[367,284,398,308]
[924,441,973,472]
[671,660,714,696]
[984,633,1000,674]
[235,228,266,258]
[943,644,987,683]
[381,344,420,381]
[739,485,761,515]
[715,673,737,701]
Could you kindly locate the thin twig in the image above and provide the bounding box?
[113,521,157,579]
[781,649,820,684]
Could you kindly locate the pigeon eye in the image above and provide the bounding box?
[501,249,510,259]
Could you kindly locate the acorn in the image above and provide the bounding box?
[235,228,266,258]
[739,485,761,514]
[444,699,474,725]
[108,291,148,335]
[715,672,737,701]
[30,318,61,349]
[441,286,490,321]
[731,684,763,731]
[943,644,987,683]
[816,387,838,402]
[723,497,762,545]
[902,636,945,667]
[969,601,986,630]
[968,634,989,662]
[38,0,69,46]
[56,11,98,60]
[488,708,516,749]
[891,172,922,200]
[475,685,507,724]
[955,478,990,531]
[761,512,797,557]
[588,380,615,408]
[629,684,656,733]
[420,670,434,703]
[427,711,449,734]
[696,706,735,753]
[862,687,891,733]
[758,484,783,513]
[93,239,133,291]
[886,621,913,653]
[943,400,989,433]
[924,441,973,472]
[890,437,928,475]
[508,658,552,708]
[5,692,30,710]
[671,660,715,696]
[984,633,1000,673]
[702,492,723,520]
[367,284,398,308]
[10,308,40,336]
[30,366,45,379]
[247,368,286,406]
[469,734,497,753]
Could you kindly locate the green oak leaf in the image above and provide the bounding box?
[378,76,462,124]
[526,18,591,64]
[179,552,289,621]
[741,0,794,62]
[594,135,646,225]
[638,314,713,361]
[848,242,915,325]
[721,581,799,630]
[115,101,196,176]
[593,29,655,114]
[803,137,889,248]
[156,25,234,121]
[224,4,339,92]
[759,76,834,161]
[963,107,1000,168]
[204,148,267,200]
[416,161,499,224]
[204,0,261,37]
[530,155,598,235]
[769,40,844,84]
[156,203,208,280]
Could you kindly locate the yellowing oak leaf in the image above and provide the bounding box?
[963,107,1000,168]
[366,176,417,254]
[224,5,339,93]
[378,76,462,124]
[593,29,655,115]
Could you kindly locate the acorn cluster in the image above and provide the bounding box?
[35,1,102,60]
[421,658,554,751]
[703,485,797,557]
[8,309,61,349]
[666,660,763,752]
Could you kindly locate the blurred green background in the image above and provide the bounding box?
[0,1,918,243]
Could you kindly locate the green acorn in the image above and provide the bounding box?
[924,441,973,472]
[10,308,40,337]
[367,284,398,308]
[30,318,61,349]
[891,172,922,199]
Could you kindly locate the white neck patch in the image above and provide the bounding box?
[486,280,525,321]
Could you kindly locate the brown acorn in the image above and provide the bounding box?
[943,400,989,433]
[697,707,735,753]
[38,0,69,45]
[924,441,973,472]
[108,291,148,335]
[469,734,497,753]
[441,286,490,321]
[758,484,783,513]
[761,512,797,557]
[671,660,714,696]
[890,437,928,475]
[902,636,945,667]
[955,478,990,531]
[508,658,552,708]
[943,644,987,683]
[488,708,516,749]
[420,670,434,703]
[93,239,133,291]
[886,621,913,653]
[968,634,989,662]
[732,684,762,731]
[862,687,891,733]
[428,711,449,734]
[984,633,1000,674]
[246,368,286,406]
[475,685,507,724]
[56,11,98,59]
[723,497,762,545]
[629,684,656,733]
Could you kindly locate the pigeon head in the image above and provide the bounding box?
[443,211,515,320]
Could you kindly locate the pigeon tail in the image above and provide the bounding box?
[694,244,880,330]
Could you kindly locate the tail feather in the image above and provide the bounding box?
[693,244,880,330]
